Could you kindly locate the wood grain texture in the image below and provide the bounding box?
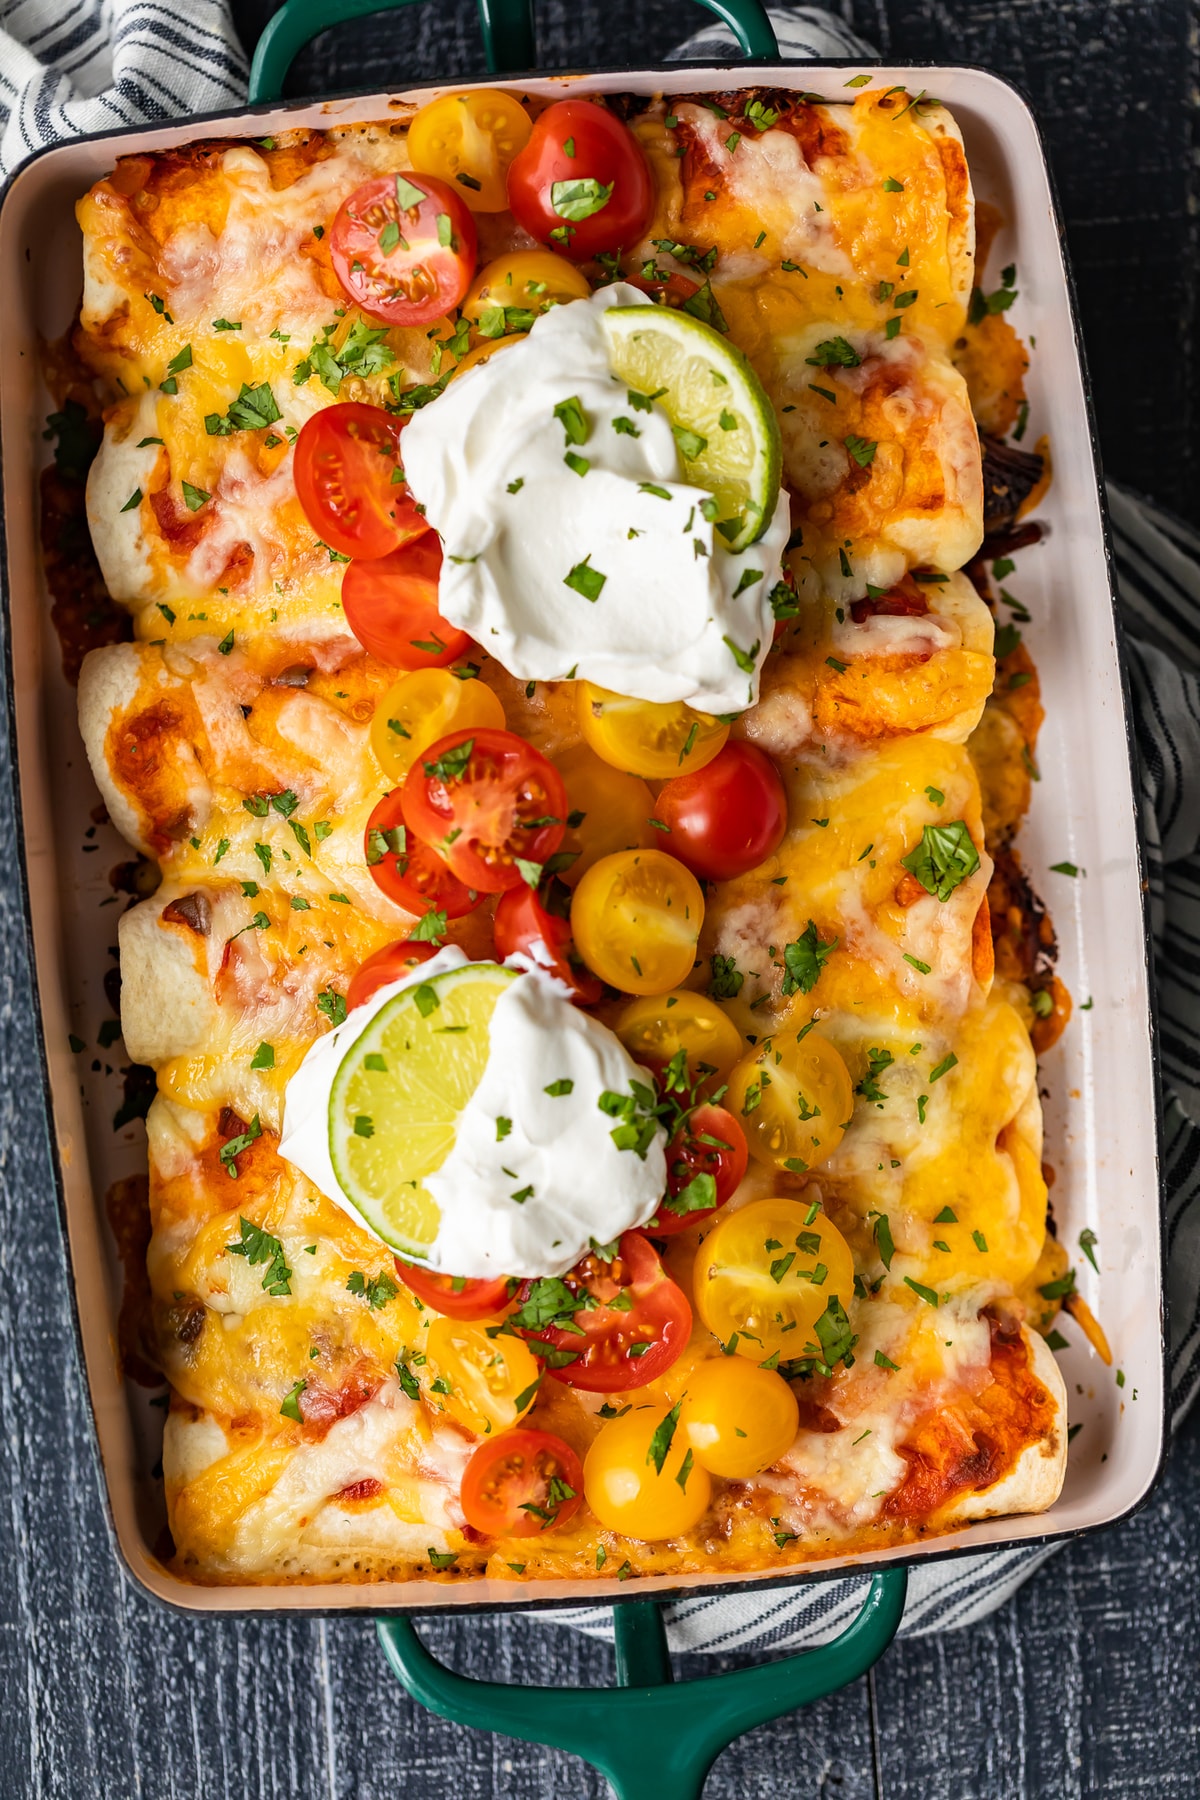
[3,0,1198,1793]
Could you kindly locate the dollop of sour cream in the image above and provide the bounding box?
[279,946,667,1280]
[402,285,790,715]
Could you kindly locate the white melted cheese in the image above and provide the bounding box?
[280,947,667,1279]
[402,285,790,714]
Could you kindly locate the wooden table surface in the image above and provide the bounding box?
[3,1,1196,1793]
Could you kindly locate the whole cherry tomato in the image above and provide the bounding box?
[403,727,567,894]
[654,741,788,882]
[505,99,655,261]
[341,535,472,668]
[493,883,602,1004]
[511,1231,692,1392]
[647,1102,748,1235]
[347,937,439,1010]
[395,1258,513,1321]
[330,171,477,325]
[459,1428,584,1537]
[364,788,482,918]
[293,403,424,562]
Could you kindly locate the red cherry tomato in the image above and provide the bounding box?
[329,172,478,326]
[459,1428,584,1537]
[513,1232,692,1392]
[505,99,654,261]
[341,535,472,668]
[395,1259,512,1321]
[647,1102,748,1236]
[364,789,482,918]
[292,403,425,562]
[347,937,439,1010]
[493,884,602,1004]
[403,728,567,894]
[654,741,788,882]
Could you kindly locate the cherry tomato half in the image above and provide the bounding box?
[342,535,472,668]
[648,1102,748,1235]
[577,682,729,780]
[348,937,439,1010]
[615,990,744,1089]
[406,89,533,213]
[505,98,655,261]
[570,849,704,996]
[364,788,482,918]
[403,727,567,894]
[493,883,603,1004]
[513,1231,692,1392]
[655,741,789,882]
[460,1427,584,1537]
[693,1198,855,1363]
[424,1316,540,1436]
[293,403,424,562]
[330,172,477,326]
[370,669,506,784]
[395,1258,513,1320]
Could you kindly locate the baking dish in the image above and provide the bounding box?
[0,0,1164,1782]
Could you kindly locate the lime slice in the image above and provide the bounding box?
[329,961,515,1257]
[600,304,782,553]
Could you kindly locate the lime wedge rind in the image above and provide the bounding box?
[600,303,782,554]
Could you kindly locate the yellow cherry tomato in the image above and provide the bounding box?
[423,1316,540,1438]
[681,1358,799,1478]
[726,1030,854,1173]
[693,1197,856,1363]
[462,249,591,336]
[450,333,527,379]
[370,669,506,784]
[583,1406,713,1540]
[571,849,705,996]
[615,989,744,1088]
[577,683,729,780]
[406,89,533,212]
[554,742,657,887]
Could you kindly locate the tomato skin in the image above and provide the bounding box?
[584,1407,712,1540]
[364,788,483,918]
[515,1231,692,1392]
[648,1102,748,1235]
[342,536,472,669]
[395,1258,512,1320]
[406,89,533,213]
[505,99,655,261]
[681,1360,799,1479]
[348,937,439,1010]
[553,743,657,888]
[655,742,789,882]
[330,172,477,326]
[404,727,567,894]
[293,404,424,562]
[493,884,603,1004]
[460,1428,584,1537]
[462,249,591,334]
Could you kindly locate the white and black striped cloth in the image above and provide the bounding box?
[3,0,1194,1652]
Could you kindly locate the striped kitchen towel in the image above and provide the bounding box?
[2,0,1194,1652]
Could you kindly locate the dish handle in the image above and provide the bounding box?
[247,0,779,103]
[376,1567,907,1800]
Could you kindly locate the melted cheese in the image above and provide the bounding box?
[70,93,1064,1588]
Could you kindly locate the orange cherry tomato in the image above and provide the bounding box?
[648,1101,748,1235]
[459,1428,584,1538]
[347,937,439,1010]
[364,788,482,918]
[403,727,567,894]
[655,741,789,882]
[512,1232,692,1392]
[329,172,477,326]
[492,883,602,1004]
[342,535,472,668]
[506,99,654,261]
[395,1258,513,1321]
[292,403,424,562]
